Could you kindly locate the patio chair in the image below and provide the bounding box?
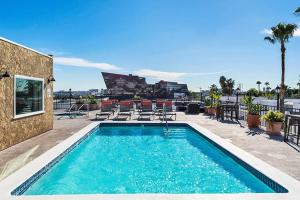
[154,99,164,116]
[95,100,114,119]
[284,111,300,144]
[138,100,154,120]
[163,101,177,120]
[115,100,132,120]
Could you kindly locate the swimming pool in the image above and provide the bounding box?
[1,121,300,200]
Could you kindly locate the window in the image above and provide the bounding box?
[14,75,44,118]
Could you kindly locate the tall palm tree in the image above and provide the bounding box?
[256,81,262,92]
[264,82,270,93]
[264,23,298,112]
[295,7,300,15]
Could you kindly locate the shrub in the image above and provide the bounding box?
[261,111,284,122]
[88,95,98,104]
[242,95,261,115]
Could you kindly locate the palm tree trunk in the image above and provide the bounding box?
[280,43,285,113]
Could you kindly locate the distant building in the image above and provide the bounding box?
[54,89,100,98]
[102,72,152,96]
[101,72,189,99]
[89,89,99,95]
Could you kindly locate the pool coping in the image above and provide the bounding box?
[0,121,300,200]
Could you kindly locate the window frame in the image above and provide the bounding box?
[14,75,45,119]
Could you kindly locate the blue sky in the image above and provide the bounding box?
[0,0,299,91]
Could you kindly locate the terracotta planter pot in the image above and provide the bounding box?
[265,121,283,135]
[89,103,98,111]
[204,107,208,114]
[247,114,260,128]
[208,107,216,116]
[215,107,221,117]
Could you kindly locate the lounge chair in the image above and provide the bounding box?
[96,100,114,119]
[155,100,164,112]
[115,100,132,120]
[138,100,154,120]
[162,101,176,120]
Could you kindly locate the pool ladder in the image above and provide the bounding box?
[163,104,169,136]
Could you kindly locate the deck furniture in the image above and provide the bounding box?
[115,100,132,120]
[163,101,176,120]
[155,101,177,120]
[284,113,300,145]
[154,100,164,116]
[175,101,187,112]
[57,103,89,119]
[138,100,154,120]
[218,104,239,121]
[96,100,114,119]
[155,100,164,111]
[186,103,200,114]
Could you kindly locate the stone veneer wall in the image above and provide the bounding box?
[0,39,53,151]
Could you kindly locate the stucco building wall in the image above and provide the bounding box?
[0,38,53,151]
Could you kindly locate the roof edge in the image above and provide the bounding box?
[0,37,53,59]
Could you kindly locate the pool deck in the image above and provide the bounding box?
[1,111,300,183]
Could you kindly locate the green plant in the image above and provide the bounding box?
[133,95,141,100]
[219,76,235,96]
[76,96,84,104]
[242,96,261,115]
[264,23,298,112]
[295,7,300,15]
[246,88,259,97]
[204,99,212,107]
[212,93,222,107]
[261,110,284,122]
[88,95,98,104]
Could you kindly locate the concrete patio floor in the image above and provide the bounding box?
[1,111,300,182]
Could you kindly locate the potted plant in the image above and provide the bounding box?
[206,91,215,115]
[88,95,99,110]
[204,99,211,114]
[261,111,284,135]
[212,93,222,117]
[242,96,261,128]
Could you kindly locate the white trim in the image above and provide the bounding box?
[0,37,52,58]
[14,75,45,119]
[0,121,300,200]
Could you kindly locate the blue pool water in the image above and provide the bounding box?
[23,124,276,195]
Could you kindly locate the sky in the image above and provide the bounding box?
[0,0,299,92]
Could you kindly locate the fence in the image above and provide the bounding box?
[53,99,78,110]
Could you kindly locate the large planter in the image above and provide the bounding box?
[208,107,216,115]
[247,114,260,128]
[215,107,221,117]
[89,103,99,111]
[265,121,283,135]
[204,107,209,114]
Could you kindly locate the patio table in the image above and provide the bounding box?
[284,114,300,144]
[218,104,239,121]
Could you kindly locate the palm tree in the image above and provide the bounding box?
[256,81,261,92]
[264,82,270,92]
[295,7,300,15]
[264,23,298,112]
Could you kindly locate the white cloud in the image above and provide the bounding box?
[261,29,273,35]
[135,69,230,81]
[54,57,120,70]
[261,28,300,37]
